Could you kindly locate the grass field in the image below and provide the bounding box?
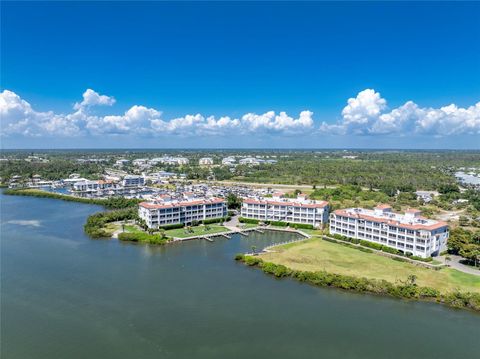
[239,223,259,229]
[103,222,121,236]
[164,225,229,238]
[261,238,480,294]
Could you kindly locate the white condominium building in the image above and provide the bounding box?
[222,156,236,166]
[241,193,329,227]
[329,205,449,258]
[199,157,214,166]
[73,180,114,192]
[122,175,145,187]
[138,197,227,229]
[149,156,189,166]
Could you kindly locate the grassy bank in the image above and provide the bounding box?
[84,208,138,238]
[260,238,480,294]
[236,254,480,312]
[165,224,229,238]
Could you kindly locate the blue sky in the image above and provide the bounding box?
[1,1,479,149]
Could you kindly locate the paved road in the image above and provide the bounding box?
[437,255,480,276]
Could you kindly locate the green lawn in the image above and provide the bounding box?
[165,225,229,238]
[239,223,259,229]
[261,238,480,294]
[103,222,121,236]
[298,228,324,236]
[124,224,142,233]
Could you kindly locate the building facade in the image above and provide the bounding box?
[73,180,114,192]
[138,197,227,229]
[240,194,329,227]
[122,175,145,187]
[329,205,448,258]
[199,157,214,166]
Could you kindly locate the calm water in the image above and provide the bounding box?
[1,192,479,359]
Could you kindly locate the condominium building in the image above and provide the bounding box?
[199,157,214,166]
[122,175,145,187]
[73,180,114,192]
[138,197,227,229]
[149,156,189,166]
[240,193,329,227]
[329,205,448,258]
[222,156,236,166]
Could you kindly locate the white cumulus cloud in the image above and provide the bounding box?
[1,88,478,139]
[320,89,480,136]
[73,89,115,110]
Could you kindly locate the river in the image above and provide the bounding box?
[1,192,479,359]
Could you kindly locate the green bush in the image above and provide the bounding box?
[243,256,262,266]
[291,223,315,230]
[118,231,169,245]
[360,240,383,250]
[234,253,245,261]
[238,217,260,224]
[202,216,230,225]
[160,223,184,230]
[411,255,433,262]
[381,246,400,255]
[269,221,289,227]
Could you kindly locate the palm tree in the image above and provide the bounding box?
[251,245,257,253]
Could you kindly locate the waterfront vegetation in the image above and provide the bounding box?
[118,231,170,245]
[235,253,480,311]
[84,208,138,238]
[4,188,141,209]
[257,238,480,294]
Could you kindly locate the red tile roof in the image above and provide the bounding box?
[375,204,392,209]
[406,208,422,213]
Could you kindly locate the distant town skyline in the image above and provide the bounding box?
[1,1,479,149]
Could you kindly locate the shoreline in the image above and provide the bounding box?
[236,254,480,313]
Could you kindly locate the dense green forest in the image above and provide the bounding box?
[0,159,103,180]
[233,158,459,190]
[2,151,479,193]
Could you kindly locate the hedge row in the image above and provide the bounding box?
[202,216,231,225]
[290,223,315,230]
[159,223,184,230]
[235,255,480,312]
[238,217,260,224]
[269,221,289,227]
